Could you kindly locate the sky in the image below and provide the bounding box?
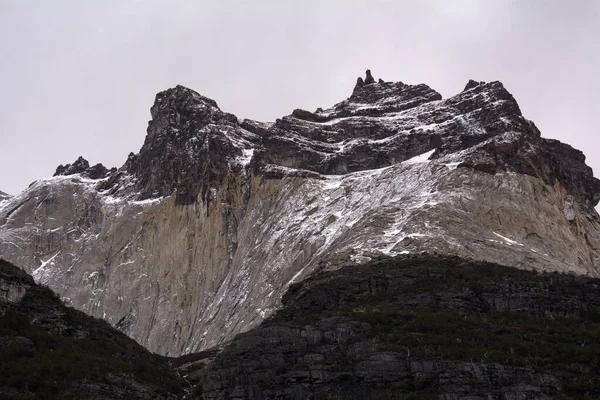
[0,1,599,199]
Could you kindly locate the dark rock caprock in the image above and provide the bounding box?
[364,68,375,84]
[54,156,90,176]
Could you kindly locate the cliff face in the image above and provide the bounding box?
[1,70,599,356]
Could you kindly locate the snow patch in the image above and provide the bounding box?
[445,162,462,171]
[492,232,524,246]
[404,149,436,164]
[238,148,255,167]
[32,251,61,281]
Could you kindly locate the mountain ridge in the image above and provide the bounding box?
[191,254,600,399]
[1,70,599,356]
[50,70,600,210]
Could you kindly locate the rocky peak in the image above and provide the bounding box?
[54,156,89,176]
[47,72,600,211]
[53,156,112,180]
[46,72,600,211]
[122,85,256,204]
[261,74,525,180]
[463,79,484,91]
[364,68,375,84]
[354,69,376,87]
[348,69,442,113]
[148,85,224,129]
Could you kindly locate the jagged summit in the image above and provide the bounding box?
[354,68,376,87]
[149,85,222,122]
[348,70,442,110]
[47,71,599,210]
[125,84,255,204]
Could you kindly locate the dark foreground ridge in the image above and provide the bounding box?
[0,259,184,399]
[184,255,600,399]
[3,255,600,398]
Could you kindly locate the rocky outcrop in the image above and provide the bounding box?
[463,79,484,91]
[190,255,600,399]
[1,71,599,357]
[364,69,375,85]
[99,85,259,205]
[0,259,184,399]
[54,156,113,180]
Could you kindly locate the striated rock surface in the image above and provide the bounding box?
[1,70,599,356]
[189,255,600,399]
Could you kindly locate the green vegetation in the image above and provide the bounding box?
[0,309,180,398]
[345,307,600,398]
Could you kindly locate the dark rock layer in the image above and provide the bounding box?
[189,255,600,399]
[127,86,247,204]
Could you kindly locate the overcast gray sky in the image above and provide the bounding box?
[1,1,599,198]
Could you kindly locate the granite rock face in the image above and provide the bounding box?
[1,71,599,356]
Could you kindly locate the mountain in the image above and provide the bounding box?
[0,70,599,357]
[0,258,184,399]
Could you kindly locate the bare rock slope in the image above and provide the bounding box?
[1,70,599,356]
